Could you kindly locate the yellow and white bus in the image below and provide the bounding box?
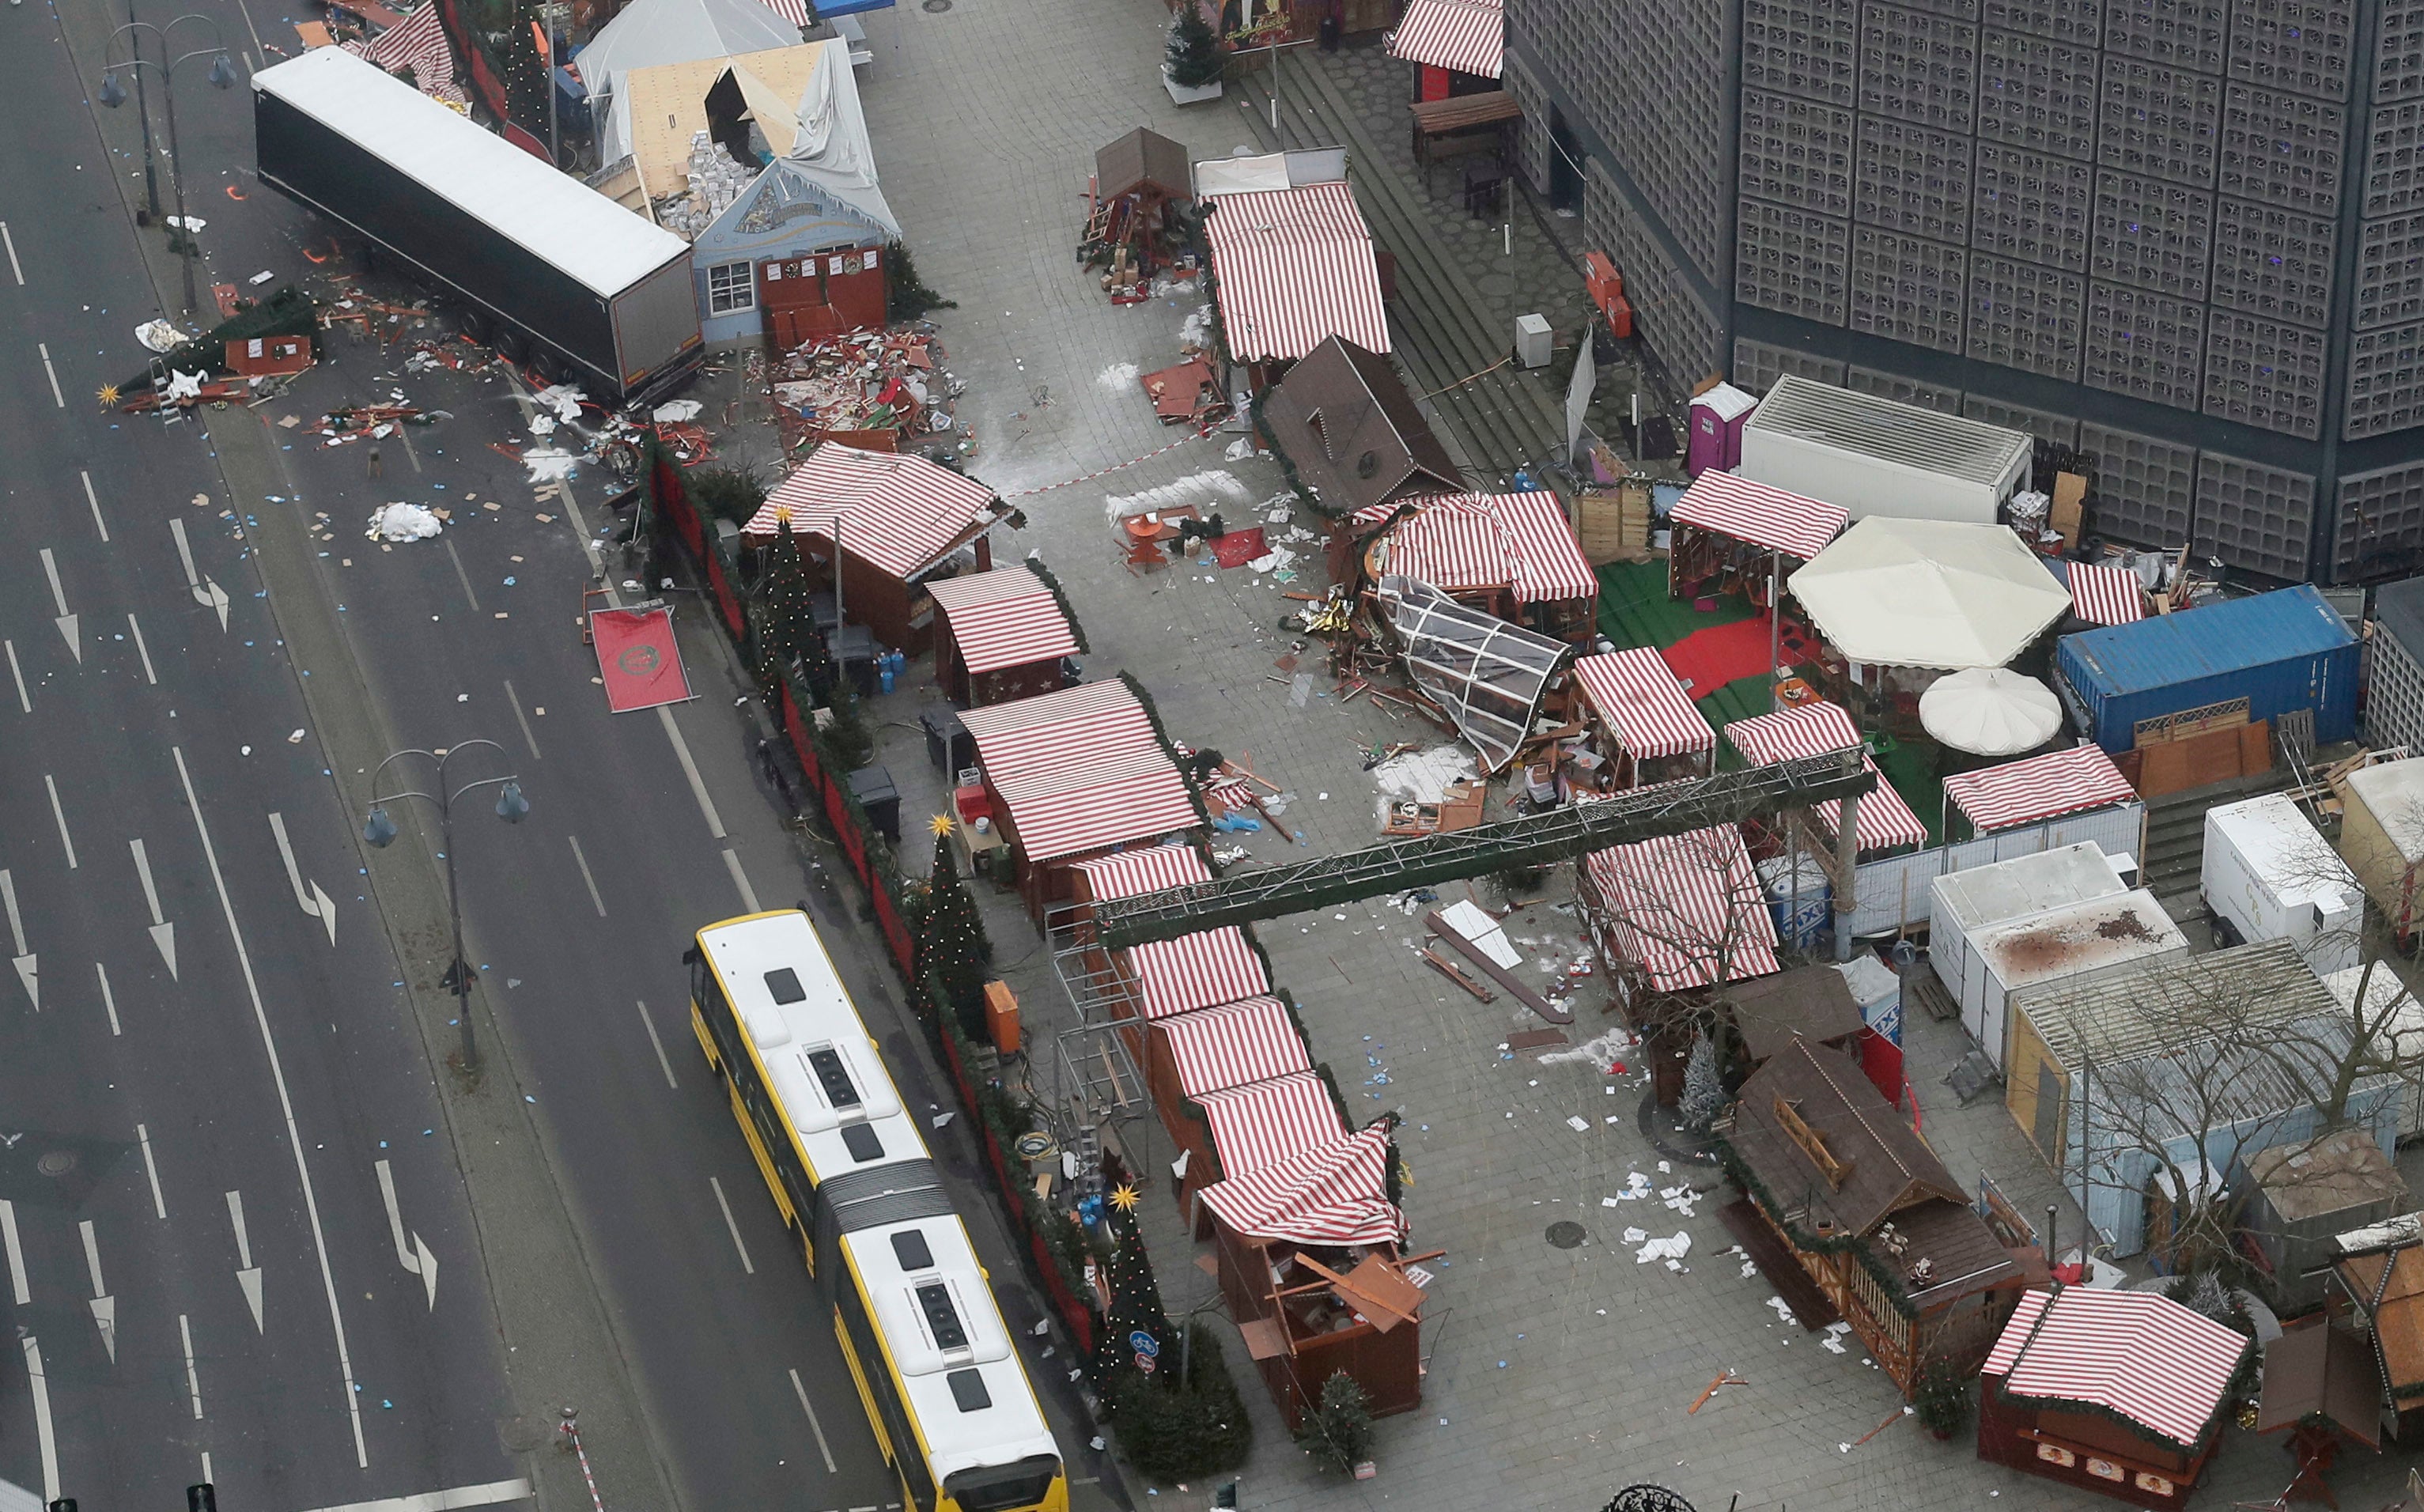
[688,909,1068,1512]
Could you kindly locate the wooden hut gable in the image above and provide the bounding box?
[1734,1038,1966,1240]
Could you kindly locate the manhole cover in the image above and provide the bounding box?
[36,1150,78,1178]
[1545,1220,1585,1249]
[922,0,951,10]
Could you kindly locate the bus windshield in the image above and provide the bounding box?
[944,1455,1061,1512]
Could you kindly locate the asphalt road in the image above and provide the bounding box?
[0,1,1124,1509]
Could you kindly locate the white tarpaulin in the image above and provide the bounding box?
[1919,667,2064,756]
[730,40,900,236]
[1787,516,2074,670]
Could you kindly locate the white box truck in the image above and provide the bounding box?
[2203,794,2363,976]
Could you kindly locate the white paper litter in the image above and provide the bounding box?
[1766,1295,1798,1321]
[136,319,185,353]
[165,215,206,232]
[249,270,275,285]
[1821,1322,1852,1355]
[530,414,558,438]
[1437,899,1522,970]
[1634,1231,1691,1264]
[522,448,579,484]
[367,503,443,542]
[652,399,703,423]
[1372,745,1477,805]
[1621,1227,1648,1244]
[1223,436,1257,460]
[1537,1026,1639,1068]
[1096,361,1142,391]
[534,384,587,423]
[1565,1115,1590,1132]
[164,370,206,403]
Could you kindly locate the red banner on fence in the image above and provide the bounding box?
[592,607,694,713]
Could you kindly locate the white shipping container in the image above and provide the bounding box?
[2324,964,2424,1140]
[1735,376,2031,526]
[2203,794,2363,976]
[1927,841,2129,1004]
[1961,889,2190,1068]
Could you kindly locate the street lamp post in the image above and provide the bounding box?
[362,741,530,1073]
[101,16,239,316]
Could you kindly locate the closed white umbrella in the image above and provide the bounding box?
[1919,667,2063,757]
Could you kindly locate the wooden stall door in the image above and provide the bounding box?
[762,255,843,350]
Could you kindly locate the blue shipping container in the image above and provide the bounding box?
[2055,584,2358,753]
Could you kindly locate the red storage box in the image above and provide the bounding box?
[1605,293,1633,340]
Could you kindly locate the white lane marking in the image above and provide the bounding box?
[0,221,22,285]
[172,746,369,1468]
[722,848,762,913]
[22,1336,58,1499]
[96,962,119,1036]
[168,518,229,629]
[1,1200,28,1304]
[565,834,607,917]
[635,1000,677,1090]
[295,1477,535,1512]
[201,1451,214,1486]
[36,343,62,409]
[127,614,157,686]
[441,537,481,613]
[130,838,177,978]
[228,1190,263,1332]
[5,641,27,712]
[137,1123,166,1218]
[39,549,78,663]
[2,868,36,1009]
[503,679,540,759]
[80,472,107,542]
[373,1158,439,1311]
[659,705,727,838]
[788,1366,840,1473]
[229,0,265,70]
[43,776,76,868]
[81,1219,115,1363]
[178,1312,202,1418]
[267,813,336,946]
[709,1176,754,1275]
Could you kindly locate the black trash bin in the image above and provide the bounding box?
[832,624,879,696]
[847,764,901,843]
[921,705,976,775]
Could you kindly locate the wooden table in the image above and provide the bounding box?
[1409,91,1523,191]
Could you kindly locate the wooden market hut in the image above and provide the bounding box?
[1142,996,1310,1140]
[1091,127,1193,251]
[1567,647,1715,789]
[1383,0,1504,101]
[1267,335,1464,520]
[2256,1317,2384,1508]
[955,682,1206,919]
[1356,491,1599,640]
[744,444,1010,655]
[1976,1287,2250,1508]
[1724,701,1931,861]
[1726,962,1863,1071]
[2330,1208,2424,1446]
[1718,1038,2025,1395]
[926,562,1083,708]
[1169,1068,1348,1217]
[1200,175,1388,392]
[1196,1125,1435,1431]
[1666,470,1847,612]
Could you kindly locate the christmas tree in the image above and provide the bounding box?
[1295,1370,1375,1474]
[1165,5,1222,88]
[1679,1032,1726,1133]
[920,836,995,1041]
[755,511,825,694]
[1092,1184,1173,1385]
[819,667,876,773]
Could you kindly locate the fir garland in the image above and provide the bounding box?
[1119,670,1216,831]
[1022,558,1091,654]
[1250,384,1331,519]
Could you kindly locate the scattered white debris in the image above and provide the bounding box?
[533,384,587,423]
[164,370,206,403]
[165,215,206,232]
[1566,1115,1590,1133]
[1634,1231,1691,1264]
[1102,468,1249,524]
[1821,1322,1853,1355]
[522,448,579,484]
[1537,1026,1638,1069]
[135,319,185,353]
[249,270,275,285]
[367,503,443,542]
[652,399,703,423]
[1096,361,1142,391]
[1223,436,1257,460]
[1372,745,1477,804]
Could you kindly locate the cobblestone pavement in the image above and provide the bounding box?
[846,5,2421,1510]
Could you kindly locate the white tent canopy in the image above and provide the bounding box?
[728,40,899,236]
[582,0,803,162]
[1787,517,2073,671]
[1919,667,2064,756]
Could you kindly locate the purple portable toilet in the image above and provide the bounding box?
[1686,382,1758,477]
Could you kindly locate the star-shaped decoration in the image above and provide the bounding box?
[95,384,121,407]
[929,811,956,839]
[1107,1183,1140,1212]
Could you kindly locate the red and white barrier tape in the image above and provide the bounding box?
[1004,427,1210,498]
[562,1417,607,1512]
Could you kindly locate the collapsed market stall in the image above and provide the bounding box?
[1375,576,1572,772]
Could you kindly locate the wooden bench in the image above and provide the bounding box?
[1410,90,1523,193]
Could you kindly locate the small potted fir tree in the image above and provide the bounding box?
[1163,5,1224,104]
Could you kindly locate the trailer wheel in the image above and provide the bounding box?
[495,327,529,365]
[456,307,489,346]
[529,347,562,386]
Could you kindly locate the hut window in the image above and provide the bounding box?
[709,262,756,314]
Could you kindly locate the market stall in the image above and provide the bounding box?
[1940,744,2137,842]
[1084,128,1195,299]
[1359,492,1596,637]
[2052,558,2150,628]
[1725,701,1928,859]
[1976,1287,2248,1507]
[1569,647,1715,788]
[1666,471,1847,609]
[2330,1209,2424,1446]
[1170,1069,1347,1213]
[1143,995,1311,1144]
[1384,0,1504,100]
[745,444,1010,654]
[1578,823,1781,1032]
[1269,336,1464,518]
[926,562,1082,708]
[1200,175,1389,391]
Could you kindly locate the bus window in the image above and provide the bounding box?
[944,1456,1061,1512]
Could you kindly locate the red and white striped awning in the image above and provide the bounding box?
[1572,648,1714,760]
[1128,926,1272,1019]
[1984,1287,2249,1450]
[1203,181,1390,363]
[1360,493,1595,603]
[1384,0,1504,78]
[1199,1125,1405,1246]
[1942,745,2135,833]
[1189,1071,1346,1180]
[345,2,466,104]
[959,682,1202,864]
[744,445,1003,580]
[1072,842,1209,902]
[1670,472,1847,562]
[1496,492,1598,603]
[1582,824,1781,992]
[757,0,810,25]
[1151,996,1310,1096]
[2065,560,2148,626]
[1724,701,1928,852]
[926,565,1080,675]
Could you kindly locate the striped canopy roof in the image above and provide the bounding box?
[1129,925,1271,1019]
[1203,181,1390,363]
[1384,0,1504,77]
[927,565,1080,675]
[1072,841,1208,902]
[2065,560,2149,627]
[1358,493,1597,603]
[1670,471,1847,561]
[959,682,1201,864]
[744,444,1003,580]
[346,2,466,104]
[1582,824,1781,993]
[1189,1071,1345,1181]
[1942,744,2135,833]
[1199,1125,1405,1246]
[1725,701,1928,852]
[1573,648,1714,760]
[1151,996,1311,1098]
[1984,1287,2249,1450]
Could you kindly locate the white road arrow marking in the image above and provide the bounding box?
[374,1159,438,1311]
[129,839,177,979]
[22,1335,58,1500]
[168,518,230,631]
[2,870,35,1010]
[38,550,77,663]
[78,1219,114,1364]
[226,1190,263,1332]
[268,814,337,947]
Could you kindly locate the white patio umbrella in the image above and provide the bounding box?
[1919,667,2064,757]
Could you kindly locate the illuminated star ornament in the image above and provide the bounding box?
[95,384,121,407]
[928,811,956,838]
[1108,1183,1140,1213]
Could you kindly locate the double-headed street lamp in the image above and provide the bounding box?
[100,16,239,315]
[363,741,530,1073]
